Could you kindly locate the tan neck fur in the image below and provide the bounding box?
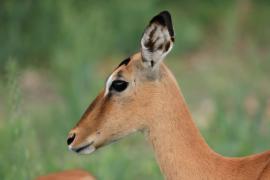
[145,64,270,180]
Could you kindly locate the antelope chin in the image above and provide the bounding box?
[69,141,96,154]
[77,145,96,154]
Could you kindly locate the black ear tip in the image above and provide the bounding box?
[159,10,171,17]
[150,10,172,25]
[150,10,174,37]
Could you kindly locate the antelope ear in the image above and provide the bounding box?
[141,11,174,68]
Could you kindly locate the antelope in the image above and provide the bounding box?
[36,169,96,180]
[67,11,270,179]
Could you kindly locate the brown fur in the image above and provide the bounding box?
[68,53,270,179]
[36,169,96,180]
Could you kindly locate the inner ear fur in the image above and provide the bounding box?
[141,11,175,68]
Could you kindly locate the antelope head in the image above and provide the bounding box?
[67,11,175,154]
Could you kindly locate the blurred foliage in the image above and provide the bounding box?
[0,0,270,180]
[1,0,269,70]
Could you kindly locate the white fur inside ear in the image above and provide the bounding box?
[141,23,173,67]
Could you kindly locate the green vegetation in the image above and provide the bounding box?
[0,0,270,179]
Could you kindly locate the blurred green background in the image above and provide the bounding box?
[0,0,270,179]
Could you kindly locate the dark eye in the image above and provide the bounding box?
[110,80,129,92]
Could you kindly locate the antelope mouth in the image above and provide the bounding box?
[70,141,96,154]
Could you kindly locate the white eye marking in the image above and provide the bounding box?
[104,72,115,96]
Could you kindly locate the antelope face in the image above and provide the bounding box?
[67,11,175,154]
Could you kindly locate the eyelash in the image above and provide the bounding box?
[109,80,129,92]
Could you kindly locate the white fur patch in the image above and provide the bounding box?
[78,145,96,155]
[104,72,115,96]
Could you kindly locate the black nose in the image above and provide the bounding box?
[67,133,76,145]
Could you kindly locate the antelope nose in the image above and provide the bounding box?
[67,133,76,145]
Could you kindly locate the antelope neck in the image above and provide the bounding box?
[145,77,270,179]
[146,87,222,179]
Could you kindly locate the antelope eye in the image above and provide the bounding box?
[110,80,128,92]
